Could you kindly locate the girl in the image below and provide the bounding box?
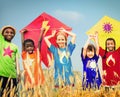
[21,28,45,89]
[0,25,20,96]
[99,37,120,90]
[81,34,101,90]
[44,28,76,88]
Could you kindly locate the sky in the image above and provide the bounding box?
[0,0,120,73]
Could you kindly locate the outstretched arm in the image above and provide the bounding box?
[82,35,91,58]
[94,32,99,56]
[38,28,45,50]
[44,30,56,48]
[21,29,27,51]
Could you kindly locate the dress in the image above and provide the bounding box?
[81,54,102,89]
[49,42,76,87]
[22,49,44,88]
[99,47,120,86]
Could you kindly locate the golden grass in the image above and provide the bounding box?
[1,69,120,97]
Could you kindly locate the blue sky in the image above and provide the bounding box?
[0,0,120,72]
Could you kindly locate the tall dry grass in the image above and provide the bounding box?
[1,69,120,97]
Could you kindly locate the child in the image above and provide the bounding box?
[21,28,45,89]
[81,34,102,90]
[0,25,20,96]
[99,37,120,90]
[44,28,76,88]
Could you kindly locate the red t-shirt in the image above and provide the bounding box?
[99,47,120,86]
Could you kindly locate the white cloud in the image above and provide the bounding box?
[53,10,83,24]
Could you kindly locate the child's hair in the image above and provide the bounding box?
[87,44,96,54]
[23,39,35,50]
[103,38,116,59]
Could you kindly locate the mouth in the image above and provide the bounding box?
[28,50,33,54]
[7,36,13,39]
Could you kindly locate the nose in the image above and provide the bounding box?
[8,32,11,35]
[8,32,13,35]
[89,51,92,54]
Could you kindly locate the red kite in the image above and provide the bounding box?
[20,12,72,67]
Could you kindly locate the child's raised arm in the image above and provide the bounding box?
[94,32,99,56]
[82,35,91,58]
[38,28,45,50]
[59,28,76,44]
[44,30,56,48]
[21,29,27,51]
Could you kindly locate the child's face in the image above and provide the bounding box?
[86,49,95,58]
[2,28,15,42]
[106,40,115,51]
[24,42,34,54]
[56,34,66,48]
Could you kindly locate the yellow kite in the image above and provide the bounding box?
[86,16,120,49]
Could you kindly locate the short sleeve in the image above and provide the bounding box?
[68,42,76,55]
[117,47,120,54]
[49,44,56,54]
[99,47,105,57]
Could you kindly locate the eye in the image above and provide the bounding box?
[107,43,110,45]
[57,39,60,41]
[10,31,14,34]
[5,31,14,35]
[5,31,9,34]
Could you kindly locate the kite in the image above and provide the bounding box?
[86,16,120,49]
[20,12,72,67]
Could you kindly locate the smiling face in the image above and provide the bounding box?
[86,49,95,58]
[86,44,96,58]
[2,28,15,42]
[56,32,67,48]
[106,40,115,51]
[24,40,35,54]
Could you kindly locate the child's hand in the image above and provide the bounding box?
[52,30,56,37]
[95,31,98,36]
[89,34,94,40]
[89,33,98,40]
[94,31,98,40]
[41,28,46,32]
[59,27,66,32]
[21,29,28,33]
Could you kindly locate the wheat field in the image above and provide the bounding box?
[1,69,120,97]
